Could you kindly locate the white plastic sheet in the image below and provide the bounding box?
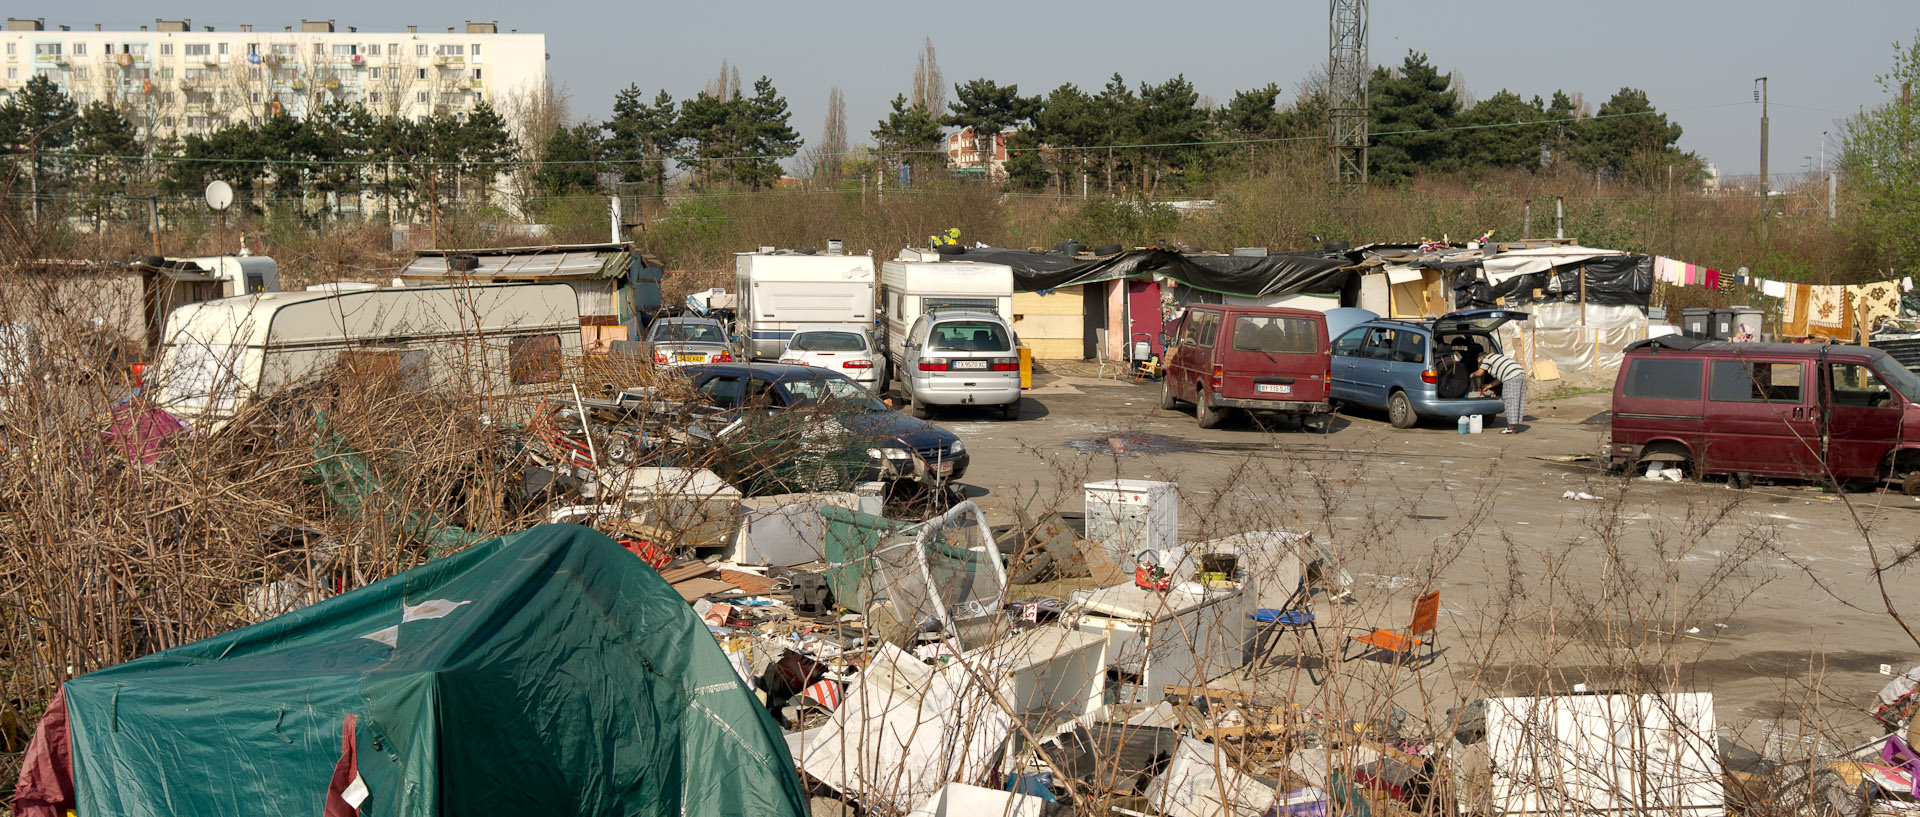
[1144,736,1275,817]
[796,644,1014,812]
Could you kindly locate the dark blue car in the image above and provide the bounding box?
[678,363,969,485]
[1328,309,1529,428]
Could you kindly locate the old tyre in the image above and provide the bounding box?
[1158,378,1178,410]
[907,395,930,420]
[1388,391,1418,429]
[1903,473,1920,497]
[1196,393,1225,429]
[998,399,1020,421]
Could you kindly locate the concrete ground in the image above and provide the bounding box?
[925,365,1920,755]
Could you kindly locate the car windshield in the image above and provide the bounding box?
[654,322,728,343]
[928,320,1011,352]
[781,376,889,413]
[789,331,866,353]
[1231,316,1318,354]
[1873,359,1920,402]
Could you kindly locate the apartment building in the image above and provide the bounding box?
[0,18,545,138]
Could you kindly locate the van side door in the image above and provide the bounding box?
[1704,359,1821,478]
[1824,360,1904,480]
[1164,312,1196,400]
[1330,326,1367,402]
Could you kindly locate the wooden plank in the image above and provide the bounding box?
[671,577,737,602]
[656,561,717,585]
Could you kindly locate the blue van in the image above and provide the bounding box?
[1329,309,1530,428]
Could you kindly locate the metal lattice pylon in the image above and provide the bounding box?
[1329,0,1369,189]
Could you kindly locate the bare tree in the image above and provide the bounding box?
[808,87,848,186]
[910,38,945,117]
[500,80,572,212]
[704,61,741,101]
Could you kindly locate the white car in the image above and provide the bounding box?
[777,323,888,392]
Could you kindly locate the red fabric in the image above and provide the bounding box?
[9,687,74,817]
[1705,269,1721,290]
[322,714,359,817]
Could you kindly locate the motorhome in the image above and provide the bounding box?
[879,251,1015,373]
[148,283,581,429]
[734,251,876,360]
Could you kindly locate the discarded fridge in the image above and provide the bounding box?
[1069,583,1250,704]
[1084,479,1178,566]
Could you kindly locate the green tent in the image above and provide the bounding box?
[61,524,808,817]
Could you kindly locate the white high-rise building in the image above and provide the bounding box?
[0,18,545,138]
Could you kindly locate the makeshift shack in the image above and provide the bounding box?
[400,243,665,352]
[13,524,808,817]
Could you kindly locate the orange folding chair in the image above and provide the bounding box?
[1343,590,1439,666]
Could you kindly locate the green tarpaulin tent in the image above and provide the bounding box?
[59,524,808,817]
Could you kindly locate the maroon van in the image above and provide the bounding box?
[1158,305,1332,430]
[1607,337,1920,492]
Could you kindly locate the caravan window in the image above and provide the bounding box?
[338,348,429,391]
[508,335,562,385]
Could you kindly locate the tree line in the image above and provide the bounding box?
[1,45,1706,222]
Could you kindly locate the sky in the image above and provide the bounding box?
[31,0,1920,180]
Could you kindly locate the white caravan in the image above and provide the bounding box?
[879,250,1015,372]
[149,283,581,429]
[734,251,876,360]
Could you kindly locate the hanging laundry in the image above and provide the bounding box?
[1705,269,1721,290]
[1782,284,1812,337]
[1904,277,1914,293]
[1808,285,1848,329]
[1849,281,1902,335]
[1761,279,1788,299]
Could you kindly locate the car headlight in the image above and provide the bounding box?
[867,447,912,461]
[950,440,964,455]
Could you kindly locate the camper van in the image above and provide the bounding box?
[148,283,582,429]
[879,251,1016,374]
[734,251,876,360]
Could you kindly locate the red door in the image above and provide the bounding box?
[1703,358,1822,477]
[1126,280,1162,360]
[1824,360,1904,480]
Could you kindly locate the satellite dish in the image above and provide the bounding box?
[204,180,233,212]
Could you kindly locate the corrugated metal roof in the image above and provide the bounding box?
[402,250,630,280]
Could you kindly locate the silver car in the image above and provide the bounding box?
[645,317,736,367]
[777,323,888,393]
[898,311,1022,420]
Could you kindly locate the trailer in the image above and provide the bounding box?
[879,251,1015,371]
[148,283,581,430]
[734,251,876,360]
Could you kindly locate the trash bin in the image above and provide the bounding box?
[1728,306,1763,341]
[1680,308,1713,339]
[1710,309,1736,340]
[1648,307,1669,325]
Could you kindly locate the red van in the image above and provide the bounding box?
[1607,338,1920,493]
[1158,305,1332,430]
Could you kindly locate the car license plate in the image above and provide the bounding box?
[1258,384,1291,394]
[932,461,954,475]
[953,360,988,370]
[676,354,704,363]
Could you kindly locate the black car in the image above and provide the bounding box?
[677,363,969,487]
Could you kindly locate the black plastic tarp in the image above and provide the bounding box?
[953,247,1353,297]
[1451,254,1653,308]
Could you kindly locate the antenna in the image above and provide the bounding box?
[1329,0,1370,190]
[203,180,233,211]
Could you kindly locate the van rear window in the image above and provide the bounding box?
[1231,317,1319,354]
[1623,358,1703,400]
[929,321,1011,352]
[1709,360,1804,403]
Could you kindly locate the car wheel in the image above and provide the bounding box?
[908,395,930,420]
[998,399,1020,421]
[1158,378,1179,410]
[1196,395,1225,429]
[1902,473,1920,497]
[1387,391,1418,429]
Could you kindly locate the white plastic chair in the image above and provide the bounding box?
[1093,328,1121,380]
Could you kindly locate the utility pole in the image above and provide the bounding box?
[1756,77,1769,241]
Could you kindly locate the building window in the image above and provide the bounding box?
[160,67,174,79]
[416,68,427,80]
[435,44,464,57]
[272,43,295,57]
[251,91,262,103]
[72,92,86,105]
[5,68,15,80]
[186,44,210,57]
[34,43,63,58]
[4,44,13,56]
[471,43,482,56]
[127,44,150,57]
[370,67,381,79]
[247,67,260,79]
[218,43,229,56]
[472,68,482,80]
[72,66,87,80]
[247,43,258,55]
[313,43,324,57]
[415,44,427,57]
[332,44,356,57]
[366,44,381,57]
[416,91,428,103]
[370,92,381,104]
[390,43,399,56]
[161,116,174,128]
[72,43,87,56]
[160,43,173,56]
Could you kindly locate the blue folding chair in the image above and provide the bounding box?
[1249,579,1322,680]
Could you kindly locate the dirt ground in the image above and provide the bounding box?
[928,365,1920,756]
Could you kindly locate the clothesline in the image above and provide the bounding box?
[1653,255,1914,341]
